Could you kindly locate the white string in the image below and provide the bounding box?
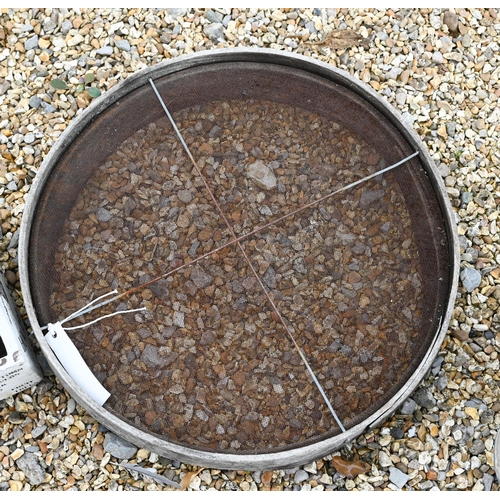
[61,289,119,324]
[62,307,147,331]
[42,289,146,334]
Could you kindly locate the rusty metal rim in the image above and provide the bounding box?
[19,48,459,470]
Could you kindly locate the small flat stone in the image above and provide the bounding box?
[390,427,404,439]
[399,398,416,415]
[24,35,39,51]
[247,160,277,190]
[7,231,19,250]
[92,443,104,460]
[24,133,35,144]
[204,23,225,43]
[5,269,16,285]
[115,40,131,52]
[294,469,309,483]
[443,11,459,32]
[96,46,113,56]
[389,466,410,488]
[378,451,393,467]
[16,453,46,486]
[61,19,73,33]
[460,268,482,292]
[190,267,213,288]
[205,10,222,23]
[96,207,112,222]
[177,189,193,203]
[412,388,436,409]
[103,433,138,460]
[167,8,189,18]
[29,96,42,109]
[172,311,185,327]
[0,81,11,95]
[452,329,469,341]
[200,330,215,345]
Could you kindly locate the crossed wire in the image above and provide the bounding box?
[59,78,420,434]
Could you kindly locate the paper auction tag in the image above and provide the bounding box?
[45,322,110,406]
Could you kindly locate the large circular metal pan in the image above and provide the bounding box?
[19,48,459,470]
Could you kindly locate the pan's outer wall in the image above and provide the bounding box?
[19,48,459,470]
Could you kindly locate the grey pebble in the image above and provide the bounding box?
[418,480,434,490]
[200,330,215,345]
[395,91,406,106]
[29,96,42,109]
[483,473,494,491]
[305,21,317,33]
[209,125,223,138]
[205,10,222,23]
[67,398,77,414]
[24,133,35,144]
[141,343,177,368]
[390,427,404,439]
[446,121,457,136]
[251,471,262,484]
[460,191,473,204]
[177,189,193,204]
[167,8,189,18]
[412,388,436,409]
[43,19,57,32]
[399,398,416,415]
[0,81,10,95]
[294,469,309,483]
[191,267,213,288]
[389,467,409,489]
[96,207,113,222]
[434,374,448,391]
[96,46,113,56]
[204,23,225,43]
[431,355,444,375]
[432,52,444,64]
[41,102,56,113]
[24,35,39,51]
[103,432,138,460]
[469,439,485,455]
[16,452,46,486]
[460,267,482,292]
[115,40,131,52]
[263,266,276,289]
[401,111,415,125]
[31,425,47,439]
[61,19,73,34]
[385,67,402,81]
[7,230,19,250]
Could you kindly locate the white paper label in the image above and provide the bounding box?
[45,322,110,406]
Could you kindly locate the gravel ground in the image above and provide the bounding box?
[1,7,500,491]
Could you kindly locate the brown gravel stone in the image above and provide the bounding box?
[452,329,470,341]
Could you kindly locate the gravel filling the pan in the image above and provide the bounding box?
[49,98,423,453]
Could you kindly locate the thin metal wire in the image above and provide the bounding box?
[46,150,418,329]
[149,78,347,432]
